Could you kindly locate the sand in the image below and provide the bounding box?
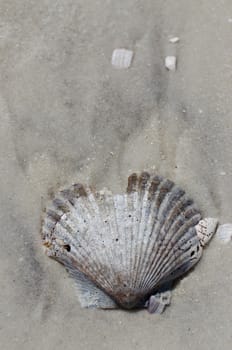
[0,1,231,349]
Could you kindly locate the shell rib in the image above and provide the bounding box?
[42,172,203,310]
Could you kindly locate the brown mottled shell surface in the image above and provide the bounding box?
[42,172,203,310]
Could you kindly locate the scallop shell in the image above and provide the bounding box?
[42,172,207,312]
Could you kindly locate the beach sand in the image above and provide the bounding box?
[0,1,231,349]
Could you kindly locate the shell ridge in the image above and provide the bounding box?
[52,212,86,254]
[134,189,154,289]
[154,235,202,285]
[135,176,164,289]
[122,193,134,282]
[138,179,175,289]
[135,177,175,291]
[143,204,200,288]
[133,186,152,288]
[113,194,128,277]
[160,196,193,237]
[85,190,118,291]
[150,227,201,286]
[139,191,192,289]
[136,177,174,289]
[72,193,110,277]
[143,214,200,289]
[140,212,196,290]
[135,175,166,287]
[142,214,201,289]
[126,173,140,286]
[126,191,136,284]
[130,190,143,288]
[103,190,125,284]
[131,173,150,288]
[156,187,185,228]
[91,190,119,290]
[49,223,108,288]
[58,207,111,290]
[128,190,140,286]
[58,188,115,291]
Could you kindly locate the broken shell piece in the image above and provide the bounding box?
[165,56,177,71]
[195,218,218,247]
[216,224,232,243]
[111,48,133,69]
[169,37,180,43]
[146,291,172,314]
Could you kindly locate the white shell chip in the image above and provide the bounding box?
[169,37,180,43]
[216,224,232,243]
[195,218,218,247]
[111,48,133,69]
[165,56,177,71]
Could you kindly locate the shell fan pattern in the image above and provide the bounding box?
[41,172,216,313]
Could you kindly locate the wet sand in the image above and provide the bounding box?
[0,1,232,349]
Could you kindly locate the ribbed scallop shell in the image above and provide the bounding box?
[42,172,203,309]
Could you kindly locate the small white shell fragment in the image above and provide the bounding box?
[146,291,172,314]
[216,224,232,243]
[169,37,180,43]
[111,48,133,69]
[165,56,177,71]
[195,218,218,247]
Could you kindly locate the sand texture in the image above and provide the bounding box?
[0,1,231,349]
